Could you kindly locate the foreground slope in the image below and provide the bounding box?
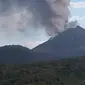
[0,56,85,85]
[33,26,85,58]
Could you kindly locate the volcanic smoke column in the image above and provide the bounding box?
[45,0,70,36]
[0,0,71,48]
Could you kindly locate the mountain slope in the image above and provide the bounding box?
[33,26,85,58]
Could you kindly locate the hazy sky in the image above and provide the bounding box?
[0,0,84,49]
[28,0,85,48]
[70,0,85,28]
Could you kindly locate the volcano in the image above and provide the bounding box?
[32,26,85,59]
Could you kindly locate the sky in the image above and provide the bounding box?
[26,0,85,49]
[29,0,85,49]
[70,0,85,28]
[0,0,85,49]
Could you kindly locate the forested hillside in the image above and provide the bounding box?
[0,56,85,85]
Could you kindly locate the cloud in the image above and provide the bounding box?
[70,2,85,8]
[0,0,52,48]
[0,0,71,48]
[24,41,46,49]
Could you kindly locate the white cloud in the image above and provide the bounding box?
[24,41,46,49]
[70,2,85,8]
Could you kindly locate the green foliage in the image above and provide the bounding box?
[0,56,85,85]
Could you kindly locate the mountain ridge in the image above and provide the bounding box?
[0,26,85,63]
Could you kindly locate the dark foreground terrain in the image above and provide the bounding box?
[0,56,85,85]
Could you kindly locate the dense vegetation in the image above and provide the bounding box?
[0,56,85,85]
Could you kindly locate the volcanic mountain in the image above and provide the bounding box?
[32,26,85,59]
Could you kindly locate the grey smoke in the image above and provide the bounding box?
[0,0,52,48]
[0,0,77,48]
[66,20,78,28]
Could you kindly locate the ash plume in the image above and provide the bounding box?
[0,0,73,48]
[66,20,78,28]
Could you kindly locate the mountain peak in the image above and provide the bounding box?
[33,26,85,58]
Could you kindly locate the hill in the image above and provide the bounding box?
[0,44,61,64]
[0,45,57,64]
[0,45,34,64]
